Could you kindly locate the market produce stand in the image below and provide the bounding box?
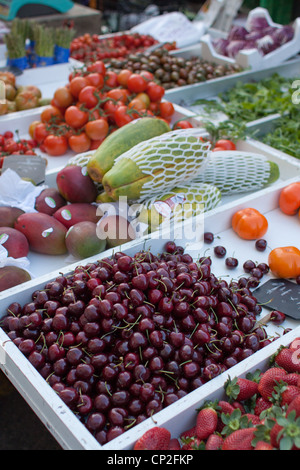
[0,4,300,452]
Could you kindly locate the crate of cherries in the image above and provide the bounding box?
[0,240,286,446]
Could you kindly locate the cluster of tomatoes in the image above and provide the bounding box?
[70,33,160,63]
[29,60,179,157]
[0,131,37,169]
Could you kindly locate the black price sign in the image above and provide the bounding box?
[254,279,300,321]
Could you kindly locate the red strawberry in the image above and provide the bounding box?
[258,368,287,400]
[196,407,218,440]
[168,438,181,450]
[180,426,196,440]
[284,373,300,386]
[182,437,204,450]
[281,386,300,407]
[289,338,300,352]
[254,396,272,416]
[254,441,274,450]
[222,427,256,450]
[287,395,300,418]
[275,348,300,373]
[243,413,261,426]
[205,434,224,450]
[218,400,235,415]
[225,376,258,402]
[134,427,171,450]
[270,422,283,449]
[232,401,245,413]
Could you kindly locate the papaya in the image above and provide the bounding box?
[101,133,210,202]
[0,266,31,292]
[0,206,24,228]
[35,188,67,216]
[0,227,29,258]
[96,191,116,203]
[65,221,106,259]
[14,213,67,255]
[87,117,170,183]
[53,203,101,229]
[56,164,98,203]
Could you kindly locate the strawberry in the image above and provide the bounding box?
[225,376,258,402]
[218,400,235,415]
[254,396,272,416]
[254,441,274,450]
[180,426,196,440]
[168,438,181,450]
[270,422,283,449]
[284,373,300,386]
[205,434,224,450]
[222,427,256,450]
[182,437,204,450]
[270,411,300,450]
[243,413,261,426]
[289,338,300,352]
[232,401,245,413]
[281,386,300,407]
[196,406,218,440]
[133,427,171,450]
[275,348,300,373]
[287,395,300,418]
[258,367,287,400]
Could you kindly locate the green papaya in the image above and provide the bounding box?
[87,117,171,183]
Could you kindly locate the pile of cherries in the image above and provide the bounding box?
[1,241,278,445]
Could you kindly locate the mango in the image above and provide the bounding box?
[66,221,106,259]
[14,213,67,255]
[0,227,29,258]
[35,188,66,216]
[97,214,136,249]
[53,203,100,229]
[56,165,98,203]
[0,206,24,228]
[0,266,31,292]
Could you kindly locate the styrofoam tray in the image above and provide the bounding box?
[0,181,300,450]
[200,7,300,71]
[0,102,195,175]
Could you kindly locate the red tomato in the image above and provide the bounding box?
[103,100,122,123]
[65,106,89,129]
[106,88,130,104]
[78,86,98,109]
[87,61,106,76]
[41,106,63,124]
[173,120,193,130]
[105,71,118,89]
[127,74,148,93]
[214,139,236,151]
[146,82,165,102]
[34,123,49,144]
[69,76,89,98]
[158,101,175,120]
[86,72,104,89]
[53,87,74,109]
[68,132,91,153]
[85,118,109,141]
[43,135,68,156]
[114,105,134,128]
[117,69,132,87]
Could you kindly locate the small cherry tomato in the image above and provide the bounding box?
[85,118,109,141]
[68,132,91,153]
[127,74,148,93]
[279,182,300,216]
[214,139,236,151]
[232,208,268,240]
[268,246,300,279]
[173,120,193,130]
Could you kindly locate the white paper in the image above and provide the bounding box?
[131,12,204,48]
[0,168,47,213]
[0,244,31,272]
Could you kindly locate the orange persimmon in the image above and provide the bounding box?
[232,208,268,240]
[279,182,300,216]
[268,246,300,279]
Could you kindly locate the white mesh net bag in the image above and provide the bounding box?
[107,128,212,202]
[192,151,278,194]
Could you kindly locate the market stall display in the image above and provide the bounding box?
[0,2,300,452]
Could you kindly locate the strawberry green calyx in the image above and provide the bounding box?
[275,411,300,450]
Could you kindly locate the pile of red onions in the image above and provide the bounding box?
[212,14,295,59]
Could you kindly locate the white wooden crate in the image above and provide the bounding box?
[0,180,300,450]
